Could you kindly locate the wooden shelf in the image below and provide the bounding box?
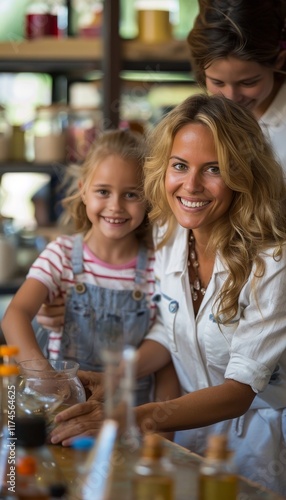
[0,161,66,175]
[0,38,102,60]
[0,38,191,73]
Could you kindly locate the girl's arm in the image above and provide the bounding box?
[1,278,51,362]
[136,339,172,378]
[154,361,181,441]
[134,378,255,434]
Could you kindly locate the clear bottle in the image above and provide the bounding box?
[133,433,175,500]
[0,105,11,162]
[70,435,95,475]
[15,416,67,499]
[0,363,19,499]
[198,434,238,500]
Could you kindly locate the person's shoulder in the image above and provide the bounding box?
[46,234,79,255]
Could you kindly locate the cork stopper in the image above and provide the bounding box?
[205,434,230,460]
[141,434,164,459]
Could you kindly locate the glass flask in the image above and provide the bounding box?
[17,359,86,433]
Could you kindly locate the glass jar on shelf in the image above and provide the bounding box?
[0,105,11,162]
[33,104,68,164]
[25,0,58,39]
[67,107,102,164]
[72,0,103,38]
[135,0,178,43]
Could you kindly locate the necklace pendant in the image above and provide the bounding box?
[194,278,201,291]
[190,250,196,260]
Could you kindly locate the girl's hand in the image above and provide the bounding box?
[36,297,65,332]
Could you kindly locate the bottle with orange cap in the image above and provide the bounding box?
[0,345,19,364]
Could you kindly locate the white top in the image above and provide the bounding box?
[147,224,286,410]
[27,234,156,320]
[259,81,286,176]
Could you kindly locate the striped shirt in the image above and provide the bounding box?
[27,234,157,325]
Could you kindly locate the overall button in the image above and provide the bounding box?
[169,300,178,313]
[75,283,86,294]
[132,289,143,301]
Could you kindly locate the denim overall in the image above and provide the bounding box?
[44,235,153,406]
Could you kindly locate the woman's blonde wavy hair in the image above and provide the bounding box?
[61,129,152,247]
[144,93,286,323]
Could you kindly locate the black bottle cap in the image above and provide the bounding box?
[15,416,46,447]
[49,483,67,498]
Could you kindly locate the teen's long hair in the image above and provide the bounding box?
[144,93,286,322]
[188,0,286,85]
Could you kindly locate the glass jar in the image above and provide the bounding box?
[67,107,102,163]
[25,1,58,39]
[72,0,103,38]
[135,0,178,43]
[33,104,68,163]
[0,105,11,162]
[17,359,86,433]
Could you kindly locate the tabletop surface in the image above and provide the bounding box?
[50,436,285,500]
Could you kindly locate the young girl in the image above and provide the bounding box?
[188,0,286,172]
[2,129,176,407]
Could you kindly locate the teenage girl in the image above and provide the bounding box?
[188,0,286,172]
[2,129,178,407]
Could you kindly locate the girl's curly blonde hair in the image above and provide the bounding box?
[61,129,152,247]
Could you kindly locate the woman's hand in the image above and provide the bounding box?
[49,370,105,446]
[36,297,65,332]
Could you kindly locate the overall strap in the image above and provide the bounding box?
[134,244,148,287]
[71,234,84,276]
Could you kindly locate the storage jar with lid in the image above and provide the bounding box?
[67,107,102,163]
[33,104,68,163]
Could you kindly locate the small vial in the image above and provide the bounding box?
[133,434,175,500]
[199,434,238,500]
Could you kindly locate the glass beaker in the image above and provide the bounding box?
[17,359,86,432]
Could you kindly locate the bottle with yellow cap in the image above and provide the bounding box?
[133,433,175,500]
[198,434,238,500]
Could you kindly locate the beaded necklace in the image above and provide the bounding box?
[188,232,207,301]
